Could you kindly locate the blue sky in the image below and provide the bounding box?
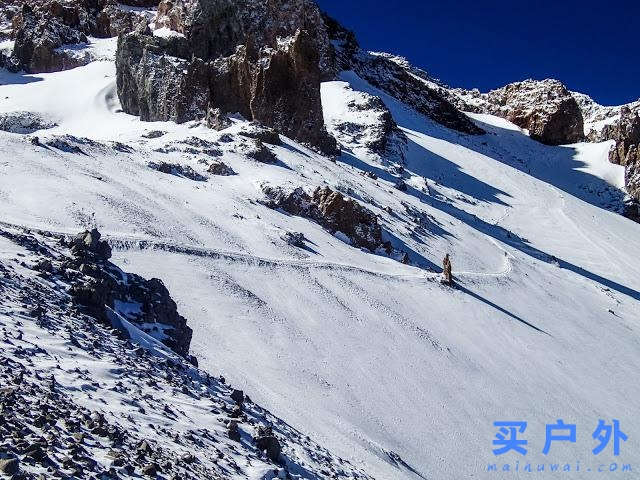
[315,0,639,106]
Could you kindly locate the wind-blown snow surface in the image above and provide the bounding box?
[1,44,639,479]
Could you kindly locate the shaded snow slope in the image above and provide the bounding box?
[1,49,639,480]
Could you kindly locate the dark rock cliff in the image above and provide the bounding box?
[116,0,338,153]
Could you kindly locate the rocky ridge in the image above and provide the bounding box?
[0,225,375,479]
[605,107,640,219]
[323,15,484,138]
[420,72,640,220]
[568,94,640,219]
[447,78,584,145]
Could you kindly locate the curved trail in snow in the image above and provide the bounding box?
[0,219,514,283]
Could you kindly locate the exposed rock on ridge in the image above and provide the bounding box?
[323,15,484,137]
[448,79,584,145]
[60,228,194,359]
[606,107,640,220]
[486,79,585,145]
[323,82,408,161]
[0,226,375,480]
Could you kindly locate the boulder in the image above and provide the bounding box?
[230,389,244,404]
[227,420,241,442]
[238,123,281,146]
[242,139,277,163]
[148,161,207,181]
[254,425,281,462]
[281,231,305,247]
[70,228,112,261]
[262,185,385,252]
[0,457,19,475]
[207,161,235,176]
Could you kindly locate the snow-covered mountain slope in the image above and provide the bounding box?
[0,226,374,479]
[1,39,639,480]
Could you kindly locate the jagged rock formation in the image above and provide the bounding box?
[608,107,640,167]
[41,228,195,360]
[7,1,155,73]
[570,91,640,142]
[9,3,89,73]
[486,80,585,145]
[324,15,484,137]
[564,93,640,220]
[449,79,585,145]
[261,185,385,252]
[604,107,640,220]
[116,0,338,153]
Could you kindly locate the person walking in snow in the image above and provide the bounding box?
[442,254,453,285]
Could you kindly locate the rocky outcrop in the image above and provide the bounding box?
[207,160,235,176]
[254,425,282,462]
[95,2,155,38]
[323,82,408,161]
[0,1,21,39]
[262,185,386,252]
[61,229,194,359]
[604,107,640,220]
[0,111,57,134]
[485,80,585,145]
[148,161,207,181]
[238,123,281,145]
[9,3,88,73]
[0,226,373,480]
[116,0,337,153]
[241,139,278,163]
[447,79,585,145]
[7,1,155,73]
[359,53,485,136]
[608,107,640,167]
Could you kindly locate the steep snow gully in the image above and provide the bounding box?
[2,32,640,480]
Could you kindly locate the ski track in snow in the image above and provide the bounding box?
[0,219,514,282]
